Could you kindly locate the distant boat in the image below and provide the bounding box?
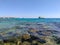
[38,16,44,19]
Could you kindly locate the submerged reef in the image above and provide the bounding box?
[0,18,60,45]
[0,29,59,45]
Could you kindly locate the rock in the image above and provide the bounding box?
[32,40,38,45]
[22,34,31,40]
[22,41,31,45]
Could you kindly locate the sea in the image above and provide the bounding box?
[0,18,60,40]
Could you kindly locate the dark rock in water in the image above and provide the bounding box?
[53,36,60,44]
[31,35,46,44]
[31,35,46,43]
[36,31,46,36]
[21,37,32,43]
[21,34,31,43]
[56,39,60,44]
[46,30,59,33]
[32,43,38,45]
[3,39,16,43]
[30,35,40,40]
[22,34,46,44]
[36,39,46,44]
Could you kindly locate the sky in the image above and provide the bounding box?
[0,0,60,18]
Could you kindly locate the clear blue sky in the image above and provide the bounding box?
[0,0,60,18]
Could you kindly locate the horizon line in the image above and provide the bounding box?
[0,16,60,18]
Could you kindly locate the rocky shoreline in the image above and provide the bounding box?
[0,18,60,45]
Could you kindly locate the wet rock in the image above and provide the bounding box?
[22,41,31,45]
[53,36,60,44]
[32,40,38,45]
[22,34,31,40]
[22,34,31,43]
[31,35,46,44]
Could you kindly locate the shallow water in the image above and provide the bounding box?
[0,18,60,40]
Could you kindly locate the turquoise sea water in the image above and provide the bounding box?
[1,18,60,22]
[0,18,60,30]
[10,18,60,22]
